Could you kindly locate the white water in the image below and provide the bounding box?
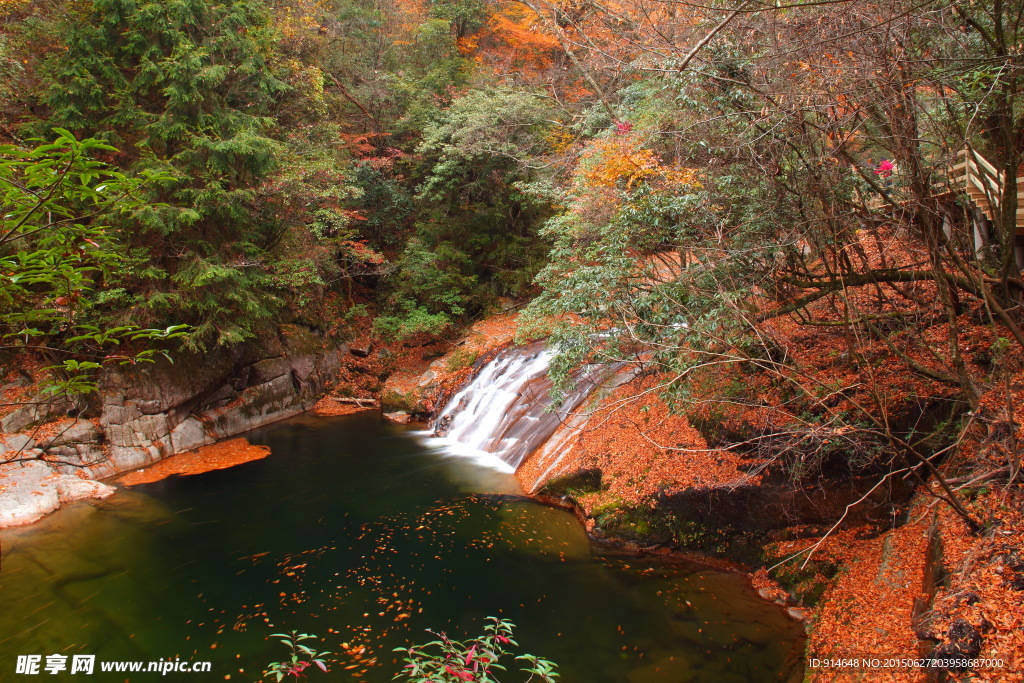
[425,342,616,471]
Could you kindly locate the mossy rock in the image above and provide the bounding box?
[279,324,325,357]
[764,554,840,606]
[380,389,418,413]
[591,501,765,561]
[539,468,603,498]
[594,504,671,544]
[444,347,480,372]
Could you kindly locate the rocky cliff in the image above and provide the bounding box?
[0,324,343,527]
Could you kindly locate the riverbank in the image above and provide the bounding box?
[0,323,342,527]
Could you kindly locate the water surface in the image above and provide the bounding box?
[0,413,803,681]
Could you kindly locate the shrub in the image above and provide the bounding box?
[394,617,558,682]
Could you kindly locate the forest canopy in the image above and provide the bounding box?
[1,0,1023,477]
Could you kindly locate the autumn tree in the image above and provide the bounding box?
[518,0,1024,527]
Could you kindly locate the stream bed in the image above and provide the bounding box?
[0,412,804,681]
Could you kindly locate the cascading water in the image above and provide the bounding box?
[427,341,617,471]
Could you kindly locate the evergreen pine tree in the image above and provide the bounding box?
[41,0,291,346]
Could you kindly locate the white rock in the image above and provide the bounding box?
[0,433,36,455]
[0,460,114,528]
[169,417,210,453]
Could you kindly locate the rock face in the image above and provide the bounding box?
[379,356,451,416]
[379,315,520,416]
[655,476,916,532]
[0,324,343,527]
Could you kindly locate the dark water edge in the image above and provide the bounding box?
[0,412,804,682]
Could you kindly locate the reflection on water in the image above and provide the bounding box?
[0,412,803,681]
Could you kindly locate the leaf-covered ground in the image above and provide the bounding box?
[117,438,270,486]
[511,227,1023,680]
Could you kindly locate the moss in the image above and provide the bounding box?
[380,389,417,413]
[594,504,656,542]
[445,347,480,373]
[596,504,681,545]
[539,468,603,498]
[587,499,769,565]
[764,554,840,607]
[278,324,324,357]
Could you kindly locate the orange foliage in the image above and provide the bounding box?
[544,125,576,155]
[576,134,701,192]
[926,482,1024,680]
[466,2,562,80]
[394,0,431,39]
[801,516,932,682]
[796,488,1024,682]
[117,438,270,485]
[579,141,661,189]
[560,83,595,103]
[517,373,756,505]
[456,34,479,54]
[338,132,407,165]
[312,397,376,417]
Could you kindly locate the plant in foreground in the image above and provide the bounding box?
[263,631,330,681]
[394,617,558,682]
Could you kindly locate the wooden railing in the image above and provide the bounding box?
[948,147,1024,233]
[861,148,1024,235]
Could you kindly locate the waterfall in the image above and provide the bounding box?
[426,341,616,472]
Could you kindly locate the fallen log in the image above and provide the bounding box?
[330,397,379,407]
[948,466,1011,489]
